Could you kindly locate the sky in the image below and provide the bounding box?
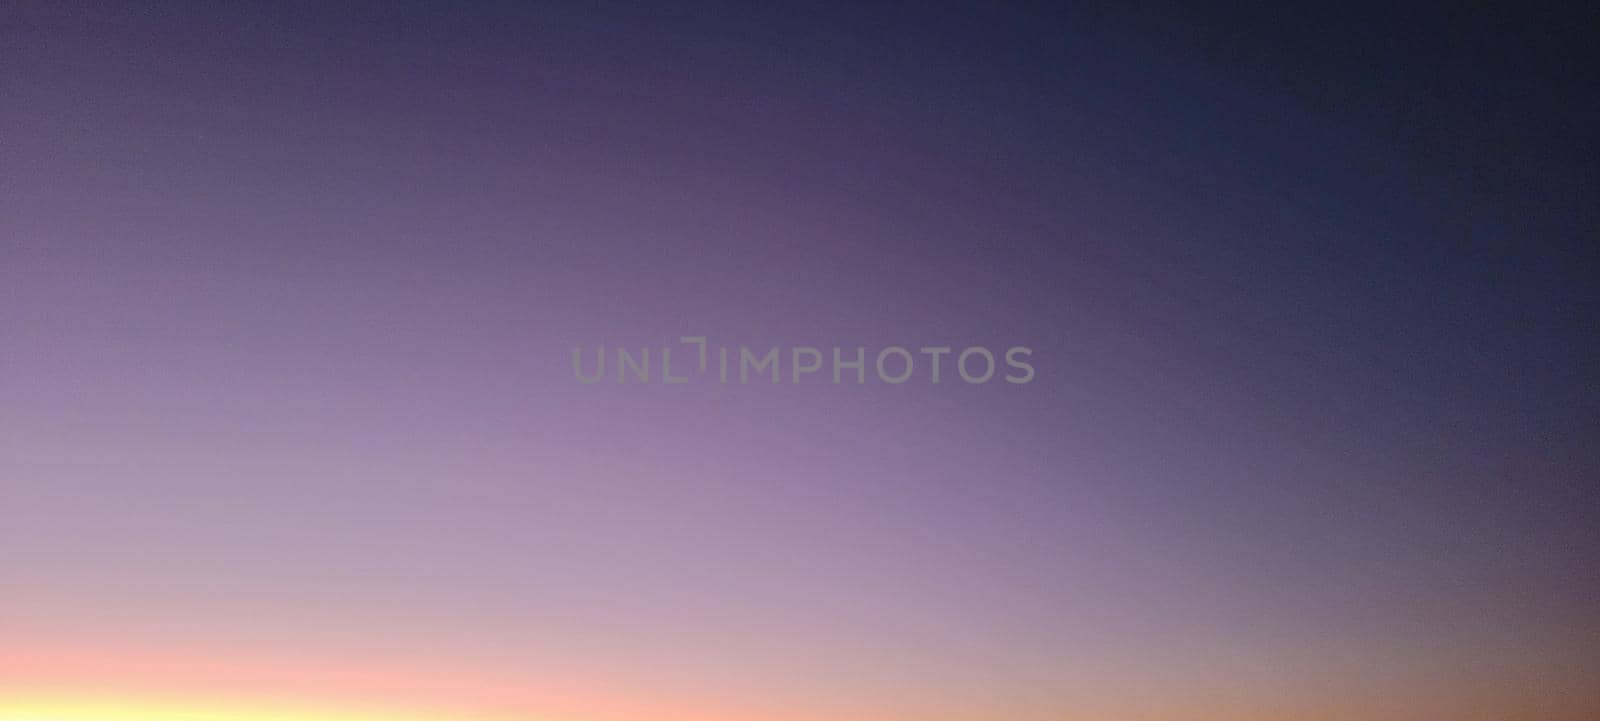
[2,2,1597,721]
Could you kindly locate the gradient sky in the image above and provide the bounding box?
[3,3,1597,721]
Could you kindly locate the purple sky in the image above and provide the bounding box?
[3,3,1596,720]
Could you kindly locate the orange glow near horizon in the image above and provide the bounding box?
[0,643,814,721]
[0,696,522,721]
[6,639,1598,721]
